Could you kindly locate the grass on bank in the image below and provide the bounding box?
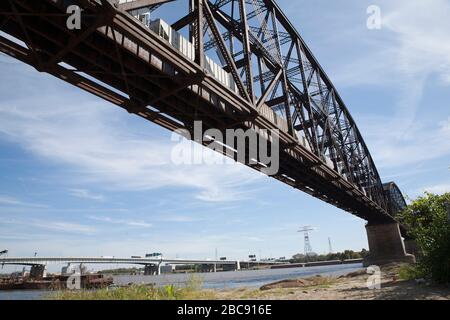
[50,275,338,300]
[398,264,425,281]
[50,276,217,300]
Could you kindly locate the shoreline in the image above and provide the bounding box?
[48,264,450,300]
[212,264,450,300]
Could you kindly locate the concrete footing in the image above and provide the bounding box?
[404,238,420,258]
[363,222,415,267]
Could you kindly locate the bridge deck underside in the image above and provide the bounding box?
[0,0,395,223]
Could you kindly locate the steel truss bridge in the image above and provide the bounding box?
[0,0,407,226]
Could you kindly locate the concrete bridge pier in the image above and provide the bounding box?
[363,222,415,267]
[144,264,160,275]
[404,238,420,258]
[29,264,47,279]
[199,264,215,273]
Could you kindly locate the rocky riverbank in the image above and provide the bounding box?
[214,264,450,300]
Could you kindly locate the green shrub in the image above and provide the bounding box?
[398,192,450,283]
[398,264,424,280]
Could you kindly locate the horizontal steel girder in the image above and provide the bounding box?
[0,0,404,224]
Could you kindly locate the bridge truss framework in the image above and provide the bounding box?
[0,0,407,225]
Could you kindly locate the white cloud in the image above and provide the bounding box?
[87,215,152,228]
[157,214,202,223]
[382,0,450,84]
[330,0,450,88]
[365,116,450,168]
[328,1,450,169]
[420,184,450,195]
[3,219,96,234]
[33,221,96,234]
[0,195,26,206]
[0,66,262,203]
[69,189,105,201]
[0,195,47,208]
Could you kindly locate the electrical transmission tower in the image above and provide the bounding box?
[298,226,314,256]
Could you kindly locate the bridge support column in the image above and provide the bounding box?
[30,264,46,279]
[157,263,162,276]
[363,222,415,267]
[404,238,420,258]
[144,264,158,275]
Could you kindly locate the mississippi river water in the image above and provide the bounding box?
[0,263,363,300]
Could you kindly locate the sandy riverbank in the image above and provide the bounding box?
[212,264,450,300]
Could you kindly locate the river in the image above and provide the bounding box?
[0,263,363,300]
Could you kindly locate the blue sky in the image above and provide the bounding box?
[0,0,449,271]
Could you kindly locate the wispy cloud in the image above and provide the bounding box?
[69,189,105,201]
[0,195,26,206]
[87,215,152,228]
[419,184,450,195]
[33,221,96,234]
[0,195,47,208]
[156,214,204,223]
[364,116,450,168]
[324,0,450,170]
[0,74,262,203]
[3,218,96,234]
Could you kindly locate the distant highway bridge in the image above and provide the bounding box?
[0,0,415,266]
[0,256,279,276]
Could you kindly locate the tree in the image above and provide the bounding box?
[398,192,450,283]
[291,250,367,263]
[360,248,369,259]
[292,253,305,262]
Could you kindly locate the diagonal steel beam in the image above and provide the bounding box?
[238,0,254,103]
[7,0,42,68]
[256,68,281,109]
[203,0,252,103]
[148,74,204,106]
[171,11,196,31]
[194,0,204,67]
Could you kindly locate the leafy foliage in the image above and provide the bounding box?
[398,264,423,281]
[398,192,450,283]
